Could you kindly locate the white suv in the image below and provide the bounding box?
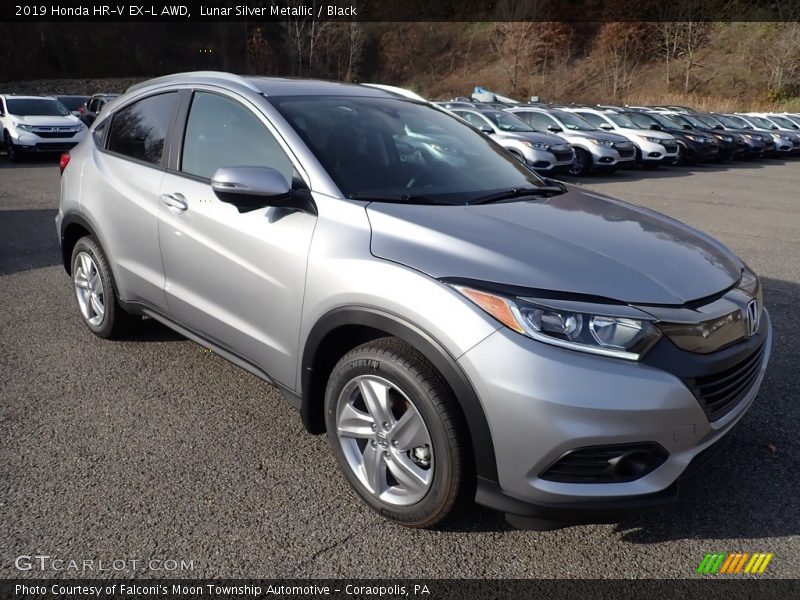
[562,108,679,167]
[1,95,87,161]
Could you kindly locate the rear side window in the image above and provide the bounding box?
[180,92,293,183]
[455,111,490,129]
[106,92,178,166]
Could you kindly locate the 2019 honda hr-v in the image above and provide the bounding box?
[58,72,772,529]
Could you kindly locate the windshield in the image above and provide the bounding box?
[606,112,638,128]
[648,113,684,129]
[720,114,750,129]
[6,98,71,117]
[483,111,535,132]
[623,112,660,129]
[695,114,723,128]
[769,115,797,129]
[747,115,777,129]
[676,114,707,128]
[272,96,546,204]
[551,110,597,131]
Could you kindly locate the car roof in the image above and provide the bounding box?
[127,72,397,99]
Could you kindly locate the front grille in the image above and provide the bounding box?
[617,148,635,159]
[553,151,573,162]
[34,131,77,139]
[663,144,678,154]
[685,343,765,421]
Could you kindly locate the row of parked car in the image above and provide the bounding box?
[434,98,800,176]
[0,93,117,161]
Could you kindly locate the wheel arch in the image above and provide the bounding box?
[60,212,99,275]
[301,306,499,483]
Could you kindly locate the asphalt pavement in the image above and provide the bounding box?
[1,156,798,579]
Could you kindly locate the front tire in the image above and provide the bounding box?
[568,148,591,176]
[5,133,23,162]
[324,337,470,528]
[71,237,138,339]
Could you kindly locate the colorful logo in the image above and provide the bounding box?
[697,553,773,574]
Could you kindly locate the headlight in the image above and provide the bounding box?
[638,136,664,144]
[14,122,36,132]
[75,122,87,131]
[685,134,704,142]
[521,141,550,150]
[453,286,662,361]
[588,138,615,147]
[718,135,733,142]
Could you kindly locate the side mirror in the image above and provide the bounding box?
[713,125,723,130]
[547,125,563,133]
[649,124,662,131]
[479,126,494,134]
[683,124,692,130]
[211,166,316,214]
[600,123,613,131]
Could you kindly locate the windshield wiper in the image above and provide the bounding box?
[466,184,566,205]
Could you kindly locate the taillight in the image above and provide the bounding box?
[59,152,70,174]
[79,106,85,114]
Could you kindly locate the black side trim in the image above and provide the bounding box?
[302,306,499,483]
[476,477,678,526]
[59,211,100,273]
[132,304,280,390]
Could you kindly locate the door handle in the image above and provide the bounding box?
[160,193,188,211]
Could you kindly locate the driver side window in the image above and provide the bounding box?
[181,92,294,184]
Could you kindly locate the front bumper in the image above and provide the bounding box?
[585,145,635,169]
[524,148,574,173]
[638,140,679,163]
[9,129,85,152]
[459,310,772,523]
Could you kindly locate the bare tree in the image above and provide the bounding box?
[593,22,656,99]
[765,20,800,95]
[655,0,712,91]
[489,0,543,95]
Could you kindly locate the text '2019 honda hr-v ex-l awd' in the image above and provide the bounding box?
[58,73,771,529]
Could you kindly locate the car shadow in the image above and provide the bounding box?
[0,152,62,169]
[0,209,62,275]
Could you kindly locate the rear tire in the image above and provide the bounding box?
[324,337,470,528]
[71,236,138,339]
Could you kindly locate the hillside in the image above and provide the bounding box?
[2,22,799,112]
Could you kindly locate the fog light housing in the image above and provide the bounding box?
[539,442,668,483]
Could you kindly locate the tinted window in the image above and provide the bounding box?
[107,92,177,165]
[181,92,293,183]
[272,96,546,204]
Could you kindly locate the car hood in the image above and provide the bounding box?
[12,114,81,127]
[367,187,743,305]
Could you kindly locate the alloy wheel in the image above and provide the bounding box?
[335,374,434,506]
[73,251,106,326]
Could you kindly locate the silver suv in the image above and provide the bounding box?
[506,106,636,176]
[447,107,574,174]
[58,73,772,529]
